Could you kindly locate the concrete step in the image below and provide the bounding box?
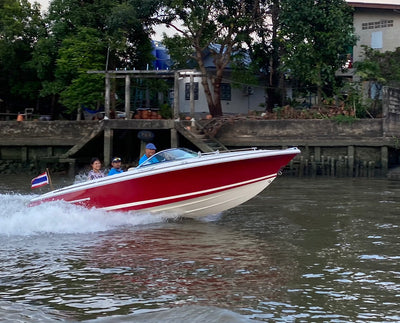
[175,121,228,152]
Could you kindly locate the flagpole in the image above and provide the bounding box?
[46,168,54,190]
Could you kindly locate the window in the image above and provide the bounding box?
[371,31,383,49]
[362,20,393,30]
[185,82,199,100]
[220,83,231,101]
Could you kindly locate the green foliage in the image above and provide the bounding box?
[354,46,400,85]
[0,0,388,120]
[160,0,263,116]
[34,0,160,114]
[59,74,104,113]
[331,114,356,124]
[280,0,357,104]
[162,35,194,69]
[0,0,43,105]
[392,136,400,150]
[159,103,172,119]
[106,1,157,69]
[351,46,400,118]
[230,51,259,89]
[55,27,106,112]
[0,0,163,116]
[335,82,361,116]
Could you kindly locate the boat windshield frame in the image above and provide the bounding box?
[137,148,199,168]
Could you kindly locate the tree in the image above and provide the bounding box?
[243,0,281,112]
[56,27,105,113]
[353,46,400,117]
[31,0,161,117]
[160,0,263,117]
[279,0,356,105]
[355,46,400,87]
[0,0,44,111]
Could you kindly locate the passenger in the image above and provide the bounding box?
[139,143,157,165]
[108,157,124,175]
[88,157,105,180]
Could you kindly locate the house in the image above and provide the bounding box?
[346,0,400,63]
[175,47,265,117]
[151,42,266,117]
[339,1,400,102]
[178,2,400,115]
[176,72,266,117]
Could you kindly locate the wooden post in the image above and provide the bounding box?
[304,145,310,161]
[314,146,321,162]
[311,155,317,177]
[171,128,178,148]
[105,72,111,118]
[68,160,75,179]
[299,156,304,177]
[381,146,388,175]
[347,145,355,177]
[125,75,131,119]
[362,160,367,177]
[174,71,179,119]
[304,158,309,176]
[190,74,195,117]
[368,161,375,177]
[145,88,150,108]
[104,126,113,167]
[76,105,82,120]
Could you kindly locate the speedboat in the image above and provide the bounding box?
[29,147,300,218]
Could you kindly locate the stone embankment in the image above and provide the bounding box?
[0,117,397,178]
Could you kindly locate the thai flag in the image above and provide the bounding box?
[31,172,49,189]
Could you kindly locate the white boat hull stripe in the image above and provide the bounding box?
[101,173,277,211]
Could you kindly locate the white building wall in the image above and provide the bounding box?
[353,8,400,62]
[177,75,266,116]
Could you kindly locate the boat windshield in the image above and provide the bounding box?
[138,148,198,168]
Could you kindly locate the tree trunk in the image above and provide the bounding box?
[195,48,223,117]
[199,72,217,116]
[317,66,322,106]
[317,86,323,106]
[211,69,224,117]
[266,1,282,112]
[76,105,82,120]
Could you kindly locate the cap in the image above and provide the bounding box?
[145,143,156,150]
[112,157,121,163]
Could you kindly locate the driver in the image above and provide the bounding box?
[138,143,157,165]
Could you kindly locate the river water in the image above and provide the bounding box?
[0,174,399,322]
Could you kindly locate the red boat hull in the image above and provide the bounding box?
[29,148,300,218]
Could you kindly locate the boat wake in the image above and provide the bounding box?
[0,193,164,236]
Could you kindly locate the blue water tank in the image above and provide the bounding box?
[151,41,171,70]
